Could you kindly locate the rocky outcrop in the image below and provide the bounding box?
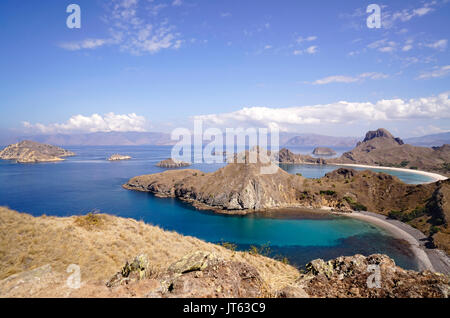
[0,140,75,163]
[156,158,191,168]
[294,254,449,298]
[108,154,131,161]
[312,147,337,156]
[106,252,449,298]
[331,128,450,174]
[278,148,327,164]
[106,254,152,287]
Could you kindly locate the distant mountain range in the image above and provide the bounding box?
[404,132,450,147]
[0,131,449,148]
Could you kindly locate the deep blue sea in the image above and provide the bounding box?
[0,146,431,270]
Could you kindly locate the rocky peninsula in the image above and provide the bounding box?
[330,128,450,176]
[0,207,448,298]
[124,154,450,255]
[0,140,75,163]
[156,158,191,168]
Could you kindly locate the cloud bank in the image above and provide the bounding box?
[193,92,450,132]
[23,113,148,134]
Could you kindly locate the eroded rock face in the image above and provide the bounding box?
[297,254,449,298]
[106,254,152,288]
[150,251,268,298]
[0,140,75,163]
[156,158,191,168]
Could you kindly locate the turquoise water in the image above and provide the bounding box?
[0,146,423,269]
[279,163,434,184]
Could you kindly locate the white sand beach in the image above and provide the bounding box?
[339,211,450,275]
[332,163,448,183]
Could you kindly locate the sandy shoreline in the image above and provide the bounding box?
[337,210,450,275]
[331,163,448,183]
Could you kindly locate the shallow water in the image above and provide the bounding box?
[0,145,428,270]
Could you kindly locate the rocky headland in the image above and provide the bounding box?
[277,148,327,164]
[330,128,450,176]
[156,158,191,168]
[0,140,75,163]
[108,154,132,161]
[0,207,448,298]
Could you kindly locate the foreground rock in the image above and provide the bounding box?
[0,140,75,163]
[144,251,269,298]
[331,128,450,175]
[294,254,449,298]
[312,147,336,156]
[108,154,131,161]
[156,158,191,168]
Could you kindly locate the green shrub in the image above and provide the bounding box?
[320,190,336,196]
[400,160,409,167]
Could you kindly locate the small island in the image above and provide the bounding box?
[156,158,191,168]
[108,154,132,161]
[312,147,336,156]
[0,140,75,163]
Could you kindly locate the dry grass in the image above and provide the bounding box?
[0,207,299,294]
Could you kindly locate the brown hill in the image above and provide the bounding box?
[331,128,450,175]
[0,207,448,298]
[0,140,75,163]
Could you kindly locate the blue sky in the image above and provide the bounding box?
[0,0,449,137]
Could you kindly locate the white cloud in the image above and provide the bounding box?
[382,2,436,28]
[402,44,413,51]
[416,65,450,79]
[221,12,231,18]
[305,45,318,54]
[59,39,110,51]
[367,39,397,53]
[59,0,182,55]
[172,0,182,6]
[311,72,388,85]
[22,113,149,134]
[425,39,448,51]
[193,92,450,131]
[296,35,317,44]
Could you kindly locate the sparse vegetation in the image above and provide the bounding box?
[74,211,104,230]
[320,190,336,196]
[343,196,367,211]
[400,160,409,167]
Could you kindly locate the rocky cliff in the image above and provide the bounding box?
[0,140,75,163]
